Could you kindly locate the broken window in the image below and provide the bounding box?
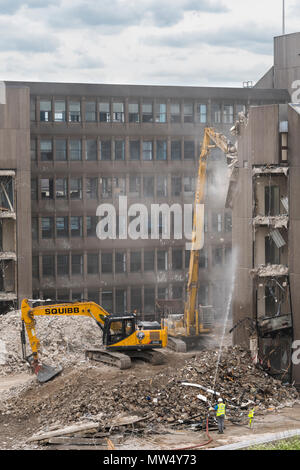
[223,104,234,124]
[42,255,55,277]
[115,251,126,273]
[155,103,167,123]
[171,176,182,197]
[42,217,54,239]
[265,186,280,216]
[212,103,221,124]
[86,139,97,161]
[101,252,113,274]
[170,103,181,123]
[171,140,181,161]
[70,178,82,199]
[40,140,53,161]
[85,101,97,122]
[143,176,154,198]
[87,253,99,274]
[113,102,124,123]
[130,251,141,272]
[157,140,167,161]
[69,101,81,122]
[265,235,281,265]
[71,254,83,275]
[144,287,155,313]
[129,176,141,197]
[55,139,67,161]
[101,177,112,198]
[70,216,83,237]
[54,100,66,122]
[143,141,153,161]
[69,140,82,161]
[57,254,69,276]
[100,140,112,161]
[172,249,182,270]
[86,178,98,199]
[55,178,68,199]
[131,287,142,312]
[157,250,167,271]
[128,103,139,123]
[99,102,110,122]
[40,100,52,122]
[130,140,140,160]
[157,175,168,197]
[115,140,125,160]
[142,103,153,123]
[184,103,194,123]
[144,251,155,271]
[41,178,53,199]
[56,216,68,238]
[87,216,97,237]
[184,141,195,160]
[197,104,207,123]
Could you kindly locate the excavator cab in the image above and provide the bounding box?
[102,315,136,347]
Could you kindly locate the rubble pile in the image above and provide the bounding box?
[0,310,103,375]
[1,347,298,435]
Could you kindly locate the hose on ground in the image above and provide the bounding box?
[173,416,213,450]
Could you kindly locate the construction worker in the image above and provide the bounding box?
[248,407,255,428]
[214,398,226,434]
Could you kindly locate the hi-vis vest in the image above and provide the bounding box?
[216,403,226,417]
[248,409,254,419]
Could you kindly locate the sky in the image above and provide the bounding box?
[0,0,300,87]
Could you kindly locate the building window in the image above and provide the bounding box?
[113,177,126,197]
[157,175,168,197]
[142,103,153,123]
[69,101,81,122]
[155,103,166,123]
[223,104,234,124]
[102,290,113,312]
[236,104,246,117]
[212,213,223,232]
[185,250,190,269]
[57,254,69,276]
[56,216,68,238]
[85,101,97,122]
[115,251,126,273]
[56,178,68,199]
[131,288,142,312]
[115,140,125,161]
[30,97,36,121]
[55,139,67,161]
[183,176,195,196]
[172,249,182,270]
[128,103,139,123]
[171,176,182,196]
[265,186,280,216]
[213,247,223,266]
[130,251,141,272]
[88,291,99,304]
[71,216,83,237]
[101,252,113,274]
[31,139,37,162]
[172,285,183,300]
[87,216,97,237]
[87,253,99,274]
[42,255,55,277]
[144,287,155,313]
[54,100,66,122]
[212,103,221,124]
[72,291,84,302]
[171,140,181,160]
[170,103,181,123]
[32,256,39,279]
[40,100,52,122]
[40,140,53,161]
[224,212,232,232]
[265,236,281,265]
[113,102,125,123]
[199,251,207,268]
[116,289,126,314]
[32,217,38,240]
[41,178,54,199]
[129,175,141,197]
[99,102,110,122]
[69,140,82,161]
[184,141,194,160]
[157,140,167,161]
[86,177,98,199]
[197,104,207,123]
[101,177,112,198]
[100,140,112,161]
[86,139,97,161]
[70,178,82,199]
[144,251,154,271]
[31,178,38,201]
[184,103,194,123]
[157,250,167,271]
[130,140,140,160]
[158,287,168,299]
[72,254,83,275]
[142,141,153,161]
[143,176,154,197]
[41,217,54,239]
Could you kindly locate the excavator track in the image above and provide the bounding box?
[85,349,132,370]
[125,349,166,365]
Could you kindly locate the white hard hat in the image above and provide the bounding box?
[218,398,223,402]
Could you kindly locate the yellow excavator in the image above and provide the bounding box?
[21,298,168,383]
[161,127,237,352]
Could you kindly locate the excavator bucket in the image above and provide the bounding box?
[36,363,63,383]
